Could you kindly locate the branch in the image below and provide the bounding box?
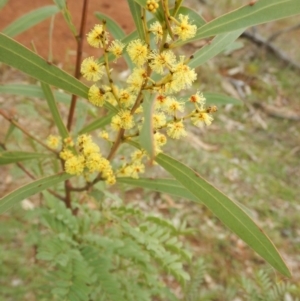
[241,30,300,72]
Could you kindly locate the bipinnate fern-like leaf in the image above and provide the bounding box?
[241,269,299,301]
[185,258,207,301]
[36,196,192,300]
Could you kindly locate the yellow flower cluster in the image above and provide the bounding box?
[76,13,216,183]
[117,149,146,179]
[59,134,115,185]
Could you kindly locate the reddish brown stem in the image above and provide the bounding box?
[64,0,90,211]
[66,0,89,131]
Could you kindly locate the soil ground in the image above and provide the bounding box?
[0,0,135,67]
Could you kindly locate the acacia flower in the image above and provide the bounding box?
[98,130,109,140]
[60,148,74,161]
[46,135,61,149]
[117,162,145,179]
[131,149,146,161]
[189,91,206,107]
[165,97,185,115]
[127,67,147,92]
[77,134,93,146]
[65,155,85,175]
[146,0,159,13]
[64,137,74,147]
[154,132,167,154]
[172,56,197,89]
[154,132,167,146]
[85,152,103,173]
[130,162,145,178]
[81,57,104,82]
[111,110,135,130]
[148,50,176,74]
[155,94,169,110]
[153,112,167,129]
[87,24,109,48]
[118,89,135,108]
[167,120,187,139]
[191,110,213,127]
[108,40,125,59]
[88,85,106,107]
[172,14,197,41]
[127,39,148,66]
[149,21,163,43]
[81,141,100,158]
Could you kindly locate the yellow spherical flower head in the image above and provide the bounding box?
[127,39,148,66]
[131,149,146,162]
[60,148,74,161]
[65,155,85,175]
[165,97,185,115]
[88,85,106,107]
[153,112,166,129]
[118,89,135,108]
[127,67,147,92]
[46,135,61,149]
[117,162,145,179]
[98,130,109,141]
[167,120,187,139]
[130,162,145,179]
[108,40,125,59]
[191,110,213,127]
[63,137,74,147]
[173,14,197,41]
[76,134,93,147]
[148,50,176,74]
[149,21,163,43]
[111,110,135,130]
[146,0,159,13]
[155,94,169,110]
[154,132,167,154]
[189,91,206,108]
[81,141,100,158]
[172,56,197,91]
[81,57,104,82]
[85,152,103,173]
[87,24,109,48]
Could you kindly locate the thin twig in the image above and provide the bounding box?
[64,0,89,211]
[66,0,89,131]
[0,109,58,153]
[0,142,65,201]
[241,30,300,72]
[267,23,300,43]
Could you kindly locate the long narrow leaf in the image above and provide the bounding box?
[189,0,300,42]
[0,84,71,103]
[203,92,242,106]
[53,0,77,36]
[2,6,59,37]
[117,177,253,216]
[79,112,115,134]
[155,153,291,277]
[0,33,88,99]
[139,92,155,159]
[0,151,49,165]
[189,30,244,68]
[41,83,69,139]
[127,0,145,40]
[117,177,197,201]
[0,173,71,214]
